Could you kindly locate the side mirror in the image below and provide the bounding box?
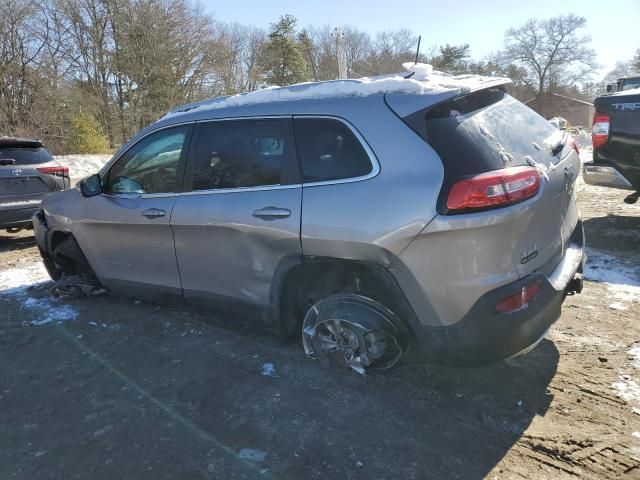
[606,84,613,93]
[80,173,102,197]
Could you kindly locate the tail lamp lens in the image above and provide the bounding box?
[496,280,543,314]
[37,166,69,177]
[591,112,610,149]
[446,166,541,213]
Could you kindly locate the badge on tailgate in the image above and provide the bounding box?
[520,244,539,264]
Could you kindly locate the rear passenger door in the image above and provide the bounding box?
[171,118,302,317]
[292,116,379,257]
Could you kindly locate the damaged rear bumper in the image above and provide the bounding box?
[412,222,585,365]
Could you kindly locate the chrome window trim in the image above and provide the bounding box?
[293,114,380,187]
[101,114,380,198]
[180,183,302,197]
[98,192,182,200]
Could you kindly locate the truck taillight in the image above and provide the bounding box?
[591,112,610,148]
[37,166,69,177]
[446,166,541,214]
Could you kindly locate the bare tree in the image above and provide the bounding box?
[4,3,609,155]
[502,14,596,94]
[370,29,416,74]
[633,48,640,74]
[0,0,49,134]
[218,23,266,93]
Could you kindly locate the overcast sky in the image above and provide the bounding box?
[205,0,639,79]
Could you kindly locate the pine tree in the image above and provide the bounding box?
[434,44,471,73]
[65,112,111,154]
[260,15,309,86]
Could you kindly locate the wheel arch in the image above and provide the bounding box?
[46,229,97,280]
[272,255,419,345]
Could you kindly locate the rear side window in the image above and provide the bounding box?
[191,118,298,191]
[0,148,52,165]
[294,118,372,183]
[417,89,561,178]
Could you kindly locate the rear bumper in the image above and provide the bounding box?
[412,222,585,365]
[0,204,41,229]
[583,161,634,191]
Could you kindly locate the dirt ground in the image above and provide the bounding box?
[1,155,639,479]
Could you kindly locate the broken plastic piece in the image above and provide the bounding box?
[50,275,107,297]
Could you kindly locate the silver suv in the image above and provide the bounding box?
[33,73,585,372]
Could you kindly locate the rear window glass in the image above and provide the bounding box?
[422,89,561,177]
[294,118,372,183]
[0,147,52,165]
[621,78,640,91]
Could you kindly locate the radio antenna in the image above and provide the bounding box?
[414,35,422,65]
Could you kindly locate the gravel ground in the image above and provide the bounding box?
[0,150,639,479]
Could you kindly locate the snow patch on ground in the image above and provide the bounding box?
[0,262,78,326]
[0,262,49,294]
[609,302,628,311]
[612,345,640,418]
[54,154,111,179]
[630,345,640,369]
[612,374,640,406]
[261,362,276,377]
[584,248,640,309]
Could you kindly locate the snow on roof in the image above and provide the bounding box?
[611,87,640,97]
[161,63,510,120]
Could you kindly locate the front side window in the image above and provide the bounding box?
[294,118,373,183]
[105,126,189,194]
[191,118,297,191]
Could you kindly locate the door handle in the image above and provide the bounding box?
[252,206,291,219]
[141,208,166,218]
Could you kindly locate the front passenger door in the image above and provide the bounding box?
[76,124,192,303]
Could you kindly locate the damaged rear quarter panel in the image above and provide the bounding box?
[300,96,444,263]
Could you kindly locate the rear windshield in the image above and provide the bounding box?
[420,89,561,177]
[0,147,52,165]
[621,78,640,91]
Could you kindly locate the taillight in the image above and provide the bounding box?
[571,138,579,155]
[592,112,610,148]
[446,166,541,214]
[495,280,543,314]
[37,166,69,177]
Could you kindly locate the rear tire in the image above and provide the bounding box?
[301,294,406,374]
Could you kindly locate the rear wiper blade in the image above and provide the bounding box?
[543,131,567,156]
[0,158,16,165]
[551,144,564,156]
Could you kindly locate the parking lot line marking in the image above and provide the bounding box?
[56,324,274,479]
